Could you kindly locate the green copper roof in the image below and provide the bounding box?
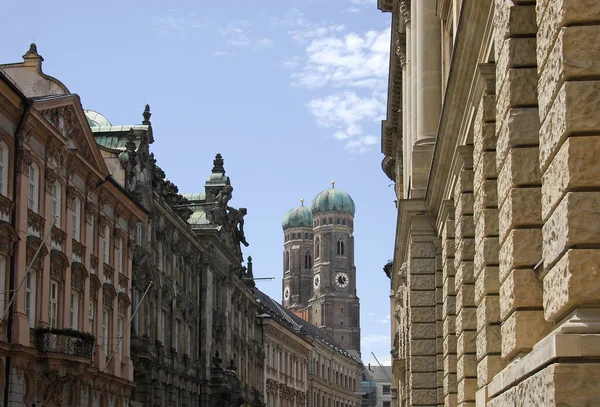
[311,186,355,215]
[282,205,313,230]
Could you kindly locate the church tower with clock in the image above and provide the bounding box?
[281,182,361,355]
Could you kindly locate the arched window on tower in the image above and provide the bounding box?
[337,240,345,256]
[285,251,290,271]
[315,237,320,259]
[305,252,312,269]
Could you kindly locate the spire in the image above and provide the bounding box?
[212,153,225,174]
[331,180,336,188]
[23,43,43,69]
[247,256,254,279]
[142,104,152,125]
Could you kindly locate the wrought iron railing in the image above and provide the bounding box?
[36,328,95,360]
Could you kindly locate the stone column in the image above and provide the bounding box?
[440,202,457,407]
[471,64,504,406]
[494,0,550,364]
[406,215,437,407]
[453,146,476,407]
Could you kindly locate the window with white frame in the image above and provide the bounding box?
[102,308,109,356]
[70,291,79,330]
[103,225,110,264]
[89,213,95,255]
[0,142,8,196]
[28,162,39,213]
[136,222,142,246]
[89,301,94,333]
[73,196,81,241]
[51,182,61,222]
[116,235,123,274]
[49,280,58,328]
[117,316,123,359]
[25,272,36,328]
[0,256,5,315]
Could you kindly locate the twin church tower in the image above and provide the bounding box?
[281,183,361,355]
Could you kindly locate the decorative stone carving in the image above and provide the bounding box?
[66,185,77,210]
[395,32,407,66]
[27,209,45,234]
[18,149,33,174]
[399,0,410,24]
[0,195,13,218]
[45,168,58,192]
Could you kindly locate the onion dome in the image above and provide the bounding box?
[311,181,355,215]
[282,200,313,230]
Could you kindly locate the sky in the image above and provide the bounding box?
[1,0,395,366]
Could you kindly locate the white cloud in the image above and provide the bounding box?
[256,38,275,48]
[282,56,302,69]
[289,24,346,44]
[213,51,234,57]
[153,10,210,36]
[347,7,362,13]
[220,21,274,50]
[345,135,379,153]
[362,334,390,350]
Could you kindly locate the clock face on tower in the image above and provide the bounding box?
[284,287,290,300]
[313,274,321,289]
[335,272,349,288]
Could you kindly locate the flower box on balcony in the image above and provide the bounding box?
[36,328,95,360]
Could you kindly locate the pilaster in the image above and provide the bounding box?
[440,200,456,407]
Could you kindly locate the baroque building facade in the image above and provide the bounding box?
[282,185,361,355]
[378,0,600,406]
[0,45,147,406]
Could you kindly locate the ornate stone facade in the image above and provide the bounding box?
[379,1,600,406]
[0,45,147,406]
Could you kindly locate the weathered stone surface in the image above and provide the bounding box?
[496,108,541,168]
[457,355,477,382]
[444,373,457,396]
[456,283,475,310]
[474,209,499,246]
[455,192,474,217]
[539,26,600,119]
[494,2,537,60]
[476,325,502,361]
[412,242,438,258]
[411,257,437,275]
[544,249,600,322]
[445,354,458,375]
[412,339,438,357]
[456,307,477,334]
[497,36,537,91]
[477,355,505,388]
[455,262,475,288]
[476,296,501,333]
[542,192,600,269]
[499,229,542,274]
[457,377,477,403]
[411,290,436,306]
[501,310,552,360]
[443,294,457,317]
[413,322,438,340]
[457,330,477,358]
[474,181,498,219]
[444,257,456,280]
[455,216,475,239]
[475,267,500,305]
[473,152,497,191]
[444,316,456,337]
[411,372,438,389]
[500,269,543,319]
[444,335,457,356]
[487,363,600,407]
[412,388,438,405]
[474,122,497,168]
[473,237,500,275]
[443,237,456,262]
[498,187,542,244]
[542,136,600,221]
[539,81,600,172]
[496,68,538,127]
[412,307,437,323]
[412,356,438,372]
[411,274,436,291]
[497,147,541,208]
[454,238,475,265]
[444,277,457,297]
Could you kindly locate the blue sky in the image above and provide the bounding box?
[2,0,394,365]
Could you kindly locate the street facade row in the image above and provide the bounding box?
[0,45,363,406]
[378,0,600,406]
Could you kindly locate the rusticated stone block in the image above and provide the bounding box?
[456,308,477,334]
[542,192,600,269]
[496,68,538,126]
[456,169,475,194]
[496,108,541,168]
[542,136,600,221]
[474,151,497,188]
[444,373,457,396]
[476,296,501,332]
[411,258,436,275]
[443,219,456,239]
[494,1,537,59]
[476,325,502,361]
[444,335,457,356]
[443,294,457,317]
[457,355,477,382]
[499,268,543,319]
[477,355,505,388]
[474,181,498,219]
[444,277,456,297]
[474,123,497,169]
[412,307,436,323]
[413,322,437,340]
[497,36,537,91]
[411,372,438,389]
[456,283,475,310]
[498,187,542,244]
[455,262,475,288]
[455,216,475,239]
[445,354,457,374]
[539,26,600,119]
[473,237,500,276]
[475,267,500,305]
[497,147,541,207]
[487,363,600,407]
[455,192,474,217]
[457,331,477,358]
[445,393,458,407]
[539,81,600,172]
[411,242,437,258]
[474,209,499,245]
[537,0,600,73]
[444,257,456,280]
[412,290,436,306]
[457,377,477,403]
[411,274,436,291]
[501,310,552,360]
[444,316,456,337]
[544,249,600,322]
[454,238,475,265]
[412,356,437,373]
[499,229,542,277]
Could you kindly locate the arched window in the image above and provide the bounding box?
[285,251,290,271]
[28,162,39,213]
[337,240,345,256]
[315,237,320,259]
[336,218,340,224]
[0,142,8,196]
[304,252,312,269]
[73,196,81,241]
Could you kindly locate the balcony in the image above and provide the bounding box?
[36,328,95,360]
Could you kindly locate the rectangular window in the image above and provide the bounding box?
[70,291,79,330]
[89,214,95,254]
[49,280,58,328]
[160,310,166,343]
[28,163,38,212]
[186,325,191,356]
[103,225,110,264]
[89,301,94,333]
[175,319,181,351]
[136,222,142,246]
[383,384,391,394]
[117,236,123,274]
[25,272,36,328]
[51,182,61,221]
[0,143,7,196]
[102,308,109,356]
[0,256,5,315]
[73,197,81,241]
[117,316,123,359]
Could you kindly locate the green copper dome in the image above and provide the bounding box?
[282,204,313,230]
[311,185,355,215]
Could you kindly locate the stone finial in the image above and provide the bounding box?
[212,351,222,368]
[247,256,254,279]
[331,180,335,188]
[300,198,304,206]
[23,43,44,69]
[142,104,152,125]
[227,359,237,371]
[212,153,225,174]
